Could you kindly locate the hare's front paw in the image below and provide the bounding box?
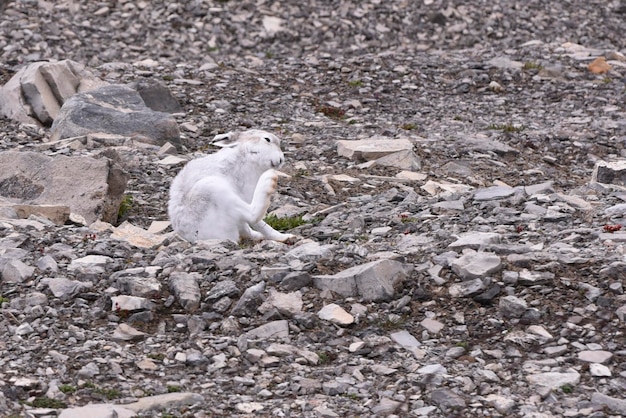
[257,169,278,197]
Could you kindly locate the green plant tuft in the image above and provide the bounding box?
[264,214,308,231]
[118,194,134,220]
[561,384,574,394]
[523,61,542,71]
[95,387,121,399]
[29,397,67,409]
[59,384,76,394]
[400,123,418,131]
[167,385,181,393]
[348,80,363,87]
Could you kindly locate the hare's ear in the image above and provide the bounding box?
[211,131,241,148]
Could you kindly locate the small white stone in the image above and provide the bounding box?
[589,363,612,377]
[318,303,354,325]
[417,364,446,375]
[349,341,365,352]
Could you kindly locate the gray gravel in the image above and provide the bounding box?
[1,1,626,417]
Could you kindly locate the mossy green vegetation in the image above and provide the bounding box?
[264,214,308,231]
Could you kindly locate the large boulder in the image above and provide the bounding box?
[0,60,106,125]
[50,84,181,148]
[0,151,128,224]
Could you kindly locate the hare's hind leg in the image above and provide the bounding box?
[252,220,296,242]
[187,177,246,242]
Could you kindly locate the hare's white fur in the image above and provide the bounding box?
[168,129,295,243]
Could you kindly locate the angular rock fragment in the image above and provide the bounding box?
[1,259,35,283]
[0,60,106,125]
[451,251,501,280]
[592,160,626,186]
[318,303,354,325]
[122,392,205,413]
[0,151,128,224]
[246,320,289,339]
[111,221,169,249]
[473,185,518,201]
[314,259,411,302]
[168,272,201,312]
[526,370,580,389]
[448,232,501,250]
[337,137,414,161]
[591,393,626,415]
[112,323,147,342]
[429,388,466,413]
[51,84,181,148]
[499,295,528,318]
[231,281,265,316]
[41,277,92,299]
[129,78,183,113]
[58,403,136,418]
[448,278,485,298]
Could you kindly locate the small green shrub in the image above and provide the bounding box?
[523,61,542,71]
[264,214,307,231]
[59,384,76,394]
[561,384,574,394]
[348,80,363,87]
[118,194,134,220]
[95,387,121,399]
[317,351,331,364]
[29,397,67,408]
[167,385,181,393]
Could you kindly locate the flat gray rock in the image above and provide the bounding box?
[50,84,181,148]
[0,151,128,224]
[314,259,412,302]
[337,137,414,161]
[168,272,201,312]
[451,251,502,280]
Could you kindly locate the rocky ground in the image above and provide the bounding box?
[1,0,626,417]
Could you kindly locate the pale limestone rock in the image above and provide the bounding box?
[122,392,205,413]
[314,259,411,302]
[0,151,128,224]
[111,295,154,312]
[526,370,580,389]
[58,403,136,418]
[318,303,354,325]
[112,323,147,342]
[246,320,289,339]
[451,251,502,280]
[111,221,169,249]
[592,159,626,186]
[337,137,413,161]
[448,232,501,249]
[12,204,70,225]
[577,350,613,364]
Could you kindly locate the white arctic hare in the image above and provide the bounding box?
[168,129,295,243]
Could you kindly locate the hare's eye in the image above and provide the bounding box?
[264,137,271,143]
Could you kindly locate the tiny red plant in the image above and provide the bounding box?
[603,224,622,233]
[516,225,525,233]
